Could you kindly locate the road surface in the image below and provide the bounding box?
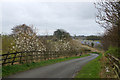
[7,54,98,78]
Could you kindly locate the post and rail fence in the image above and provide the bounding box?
[107,53,120,79]
[0,50,84,66]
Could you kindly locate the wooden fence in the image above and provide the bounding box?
[0,50,81,66]
[107,53,120,79]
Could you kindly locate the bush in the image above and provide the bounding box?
[2,35,15,54]
[105,46,120,58]
[91,52,100,55]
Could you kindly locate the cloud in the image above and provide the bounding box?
[2,2,104,35]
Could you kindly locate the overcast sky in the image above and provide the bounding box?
[1,1,105,36]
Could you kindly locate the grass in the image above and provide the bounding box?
[2,54,90,77]
[75,53,102,78]
[99,54,115,78]
[105,46,120,58]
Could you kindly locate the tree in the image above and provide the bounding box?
[12,24,33,35]
[11,24,45,52]
[2,35,15,54]
[95,2,120,30]
[91,42,94,47]
[86,35,101,40]
[53,29,71,41]
[95,1,120,50]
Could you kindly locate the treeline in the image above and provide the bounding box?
[86,35,101,40]
[74,35,101,40]
[1,24,89,55]
[95,2,120,58]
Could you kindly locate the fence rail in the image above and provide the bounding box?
[0,50,83,66]
[107,53,120,79]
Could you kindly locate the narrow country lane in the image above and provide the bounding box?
[7,54,98,78]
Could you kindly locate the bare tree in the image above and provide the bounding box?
[95,1,120,50]
[95,2,120,30]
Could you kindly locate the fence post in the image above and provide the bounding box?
[19,52,23,64]
[3,52,9,65]
[11,52,17,65]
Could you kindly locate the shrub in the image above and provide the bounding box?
[105,46,120,58]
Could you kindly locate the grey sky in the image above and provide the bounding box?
[2,1,104,36]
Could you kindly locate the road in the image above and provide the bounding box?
[7,54,98,78]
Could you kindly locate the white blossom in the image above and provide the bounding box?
[12,46,15,49]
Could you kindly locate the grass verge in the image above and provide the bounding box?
[2,54,90,77]
[75,53,102,78]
